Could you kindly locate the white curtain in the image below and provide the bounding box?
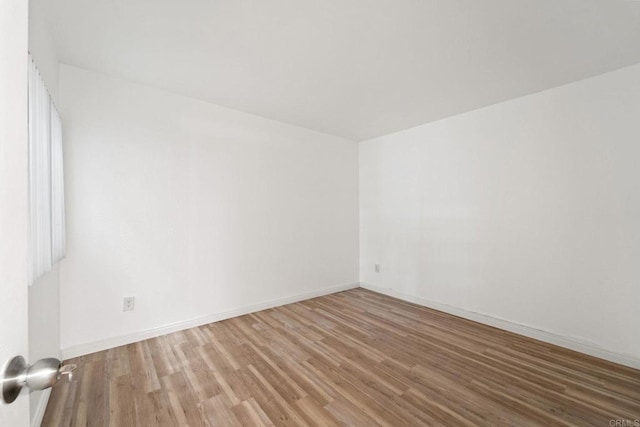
[28,57,65,284]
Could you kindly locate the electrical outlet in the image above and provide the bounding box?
[123,296,135,312]
[374,264,380,273]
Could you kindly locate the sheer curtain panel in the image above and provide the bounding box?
[28,57,65,284]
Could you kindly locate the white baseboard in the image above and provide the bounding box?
[31,388,51,427]
[61,282,359,360]
[359,283,640,370]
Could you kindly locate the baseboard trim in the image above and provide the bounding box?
[359,283,640,370]
[61,282,359,360]
[31,388,51,427]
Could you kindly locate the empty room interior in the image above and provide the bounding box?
[2,0,640,426]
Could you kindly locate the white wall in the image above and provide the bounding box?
[28,2,61,424]
[29,2,58,104]
[59,65,359,355]
[360,64,640,364]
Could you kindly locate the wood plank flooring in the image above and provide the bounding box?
[43,288,640,426]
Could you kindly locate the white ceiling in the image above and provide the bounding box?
[41,0,640,141]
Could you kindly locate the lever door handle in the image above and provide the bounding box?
[1,355,77,404]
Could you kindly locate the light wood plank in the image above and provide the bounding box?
[43,288,640,426]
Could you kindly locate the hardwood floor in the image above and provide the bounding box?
[43,288,640,426]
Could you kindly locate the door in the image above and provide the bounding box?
[1,0,31,425]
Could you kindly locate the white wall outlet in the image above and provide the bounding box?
[123,296,135,312]
[374,264,380,273]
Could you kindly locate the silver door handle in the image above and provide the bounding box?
[1,355,77,404]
